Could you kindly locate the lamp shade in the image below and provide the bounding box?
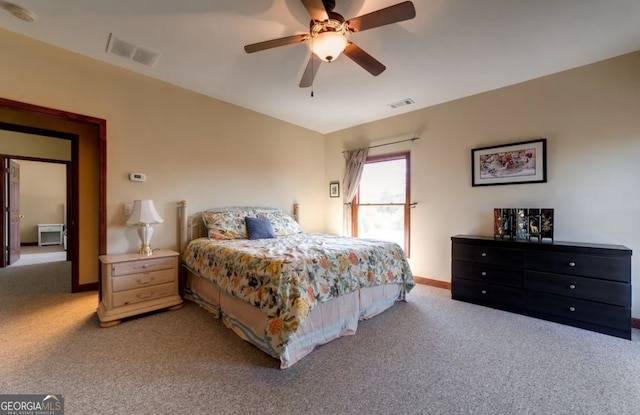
[126,199,164,226]
[311,30,348,62]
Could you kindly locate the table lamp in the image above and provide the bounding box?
[126,199,164,256]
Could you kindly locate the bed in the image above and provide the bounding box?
[177,200,414,368]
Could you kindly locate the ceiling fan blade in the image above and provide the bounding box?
[299,53,323,87]
[244,34,309,53]
[300,0,329,22]
[343,42,386,76]
[346,1,416,32]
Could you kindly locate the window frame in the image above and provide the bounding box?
[351,151,411,256]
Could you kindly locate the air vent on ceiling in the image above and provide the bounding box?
[389,98,415,109]
[106,34,160,68]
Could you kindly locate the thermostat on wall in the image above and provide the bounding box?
[129,172,146,182]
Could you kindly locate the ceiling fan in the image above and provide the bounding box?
[244,0,416,88]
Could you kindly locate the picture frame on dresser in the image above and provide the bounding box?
[471,138,547,186]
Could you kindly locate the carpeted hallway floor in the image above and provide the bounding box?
[10,245,67,267]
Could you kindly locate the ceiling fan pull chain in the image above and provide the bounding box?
[311,37,315,97]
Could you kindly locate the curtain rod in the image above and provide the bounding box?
[342,136,420,153]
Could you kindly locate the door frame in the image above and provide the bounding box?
[0,97,106,293]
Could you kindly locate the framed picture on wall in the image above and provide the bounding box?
[471,138,547,186]
[329,182,340,198]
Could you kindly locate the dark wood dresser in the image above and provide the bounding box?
[451,235,632,340]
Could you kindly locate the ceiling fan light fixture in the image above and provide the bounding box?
[310,30,348,62]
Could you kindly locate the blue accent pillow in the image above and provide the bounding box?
[245,217,275,240]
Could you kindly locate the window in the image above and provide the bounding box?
[352,152,410,255]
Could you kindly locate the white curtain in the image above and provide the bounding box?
[342,147,369,236]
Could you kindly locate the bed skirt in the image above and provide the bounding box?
[184,270,403,369]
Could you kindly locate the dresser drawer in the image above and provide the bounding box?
[112,268,176,292]
[525,251,630,282]
[112,282,176,307]
[452,261,523,288]
[452,243,523,268]
[111,257,175,277]
[452,277,523,313]
[524,271,630,307]
[525,292,630,331]
[40,225,62,232]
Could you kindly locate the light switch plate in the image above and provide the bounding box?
[124,203,134,216]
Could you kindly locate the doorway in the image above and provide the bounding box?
[0,124,76,286]
[0,97,106,293]
[5,158,70,268]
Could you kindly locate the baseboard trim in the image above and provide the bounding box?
[414,276,451,290]
[632,318,640,330]
[77,282,98,292]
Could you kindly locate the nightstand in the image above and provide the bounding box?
[97,249,183,327]
[38,224,64,246]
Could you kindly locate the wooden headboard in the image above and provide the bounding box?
[177,200,300,254]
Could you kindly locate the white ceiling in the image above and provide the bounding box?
[1,0,639,134]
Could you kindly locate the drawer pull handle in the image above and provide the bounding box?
[136,277,155,285]
[481,272,487,276]
[481,252,487,257]
[569,284,576,289]
[569,306,576,312]
[142,264,149,269]
[481,290,487,294]
[136,291,154,299]
[568,262,576,267]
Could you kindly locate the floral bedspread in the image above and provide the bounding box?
[182,233,414,356]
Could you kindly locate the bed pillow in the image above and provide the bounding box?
[257,211,302,236]
[202,210,248,240]
[202,207,301,240]
[245,217,275,240]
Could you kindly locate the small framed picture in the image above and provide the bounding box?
[329,182,340,198]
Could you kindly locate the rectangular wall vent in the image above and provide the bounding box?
[389,98,415,109]
[106,34,160,68]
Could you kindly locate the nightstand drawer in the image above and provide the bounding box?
[39,225,61,232]
[111,257,175,277]
[112,268,176,292]
[452,261,523,288]
[112,282,176,307]
[524,271,630,307]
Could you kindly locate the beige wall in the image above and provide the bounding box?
[0,130,72,161]
[0,29,326,285]
[325,51,640,318]
[18,160,67,243]
[2,28,638,318]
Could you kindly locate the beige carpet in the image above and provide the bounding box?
[1,262,639,415]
